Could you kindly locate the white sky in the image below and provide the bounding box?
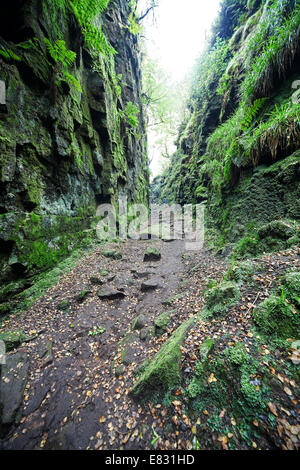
[142,0,222,82]
[139,0,222,176]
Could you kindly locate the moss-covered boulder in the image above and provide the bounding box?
[153,311,173,336]
[143,247,161,262]
[131,317,194,401]
[258,219,295,241]
[0,330,28,351]
[202,281,241,317]
[283,271,300,307]
[253,294,300,339]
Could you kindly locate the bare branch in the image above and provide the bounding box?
[137,4,159,23]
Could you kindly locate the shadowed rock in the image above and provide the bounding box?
[97,288,125,300]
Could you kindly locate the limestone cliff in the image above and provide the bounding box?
[0,0,149,306]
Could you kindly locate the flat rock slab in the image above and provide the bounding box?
[141,279,160,292]
[132,270,154,279]
[97,288,125,300]
[0,351,29,426]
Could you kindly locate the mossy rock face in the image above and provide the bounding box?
[187,338,214,398]
[143,247,161,262]
[131,317,194,401]
[253,295,300,339]
[101,250,122,260]
[0,330,28,351]
[258,219,295,241]
[203,281,241,317]
[283,271,300,307]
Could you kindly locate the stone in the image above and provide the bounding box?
[143,247,161,262]
[0,330,28,352]
[154,311,173,336]
[141,279,160,292]
[140,328,152,341]
[101,250,122,260]
[0,351,29,426]
[57,300,71,312]
[75,290,91,303]
[133,270,154,279]
[131,314,147,331]
[97,288,125,300]
[89,276,104,285]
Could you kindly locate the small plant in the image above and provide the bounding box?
[44,38,82,98]
[150,425,161,448]
[88,325,106,336]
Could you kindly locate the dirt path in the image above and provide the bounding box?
[0,238,227,450]
[1,240,299,450]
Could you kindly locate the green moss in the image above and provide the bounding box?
[202,281,241,317]
[226,259,257,283]
[153,311,173,336]
[224,342,249,366]
[131,317,194,401]
[143,247,161,261]
[253,294,300,339]
[0,330,28,351]
[283,271,300,307]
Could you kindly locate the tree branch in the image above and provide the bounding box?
[137,4,158,23]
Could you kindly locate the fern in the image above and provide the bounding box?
[44,38,76,67]
[240,98,268,132]
[68,0,116,55]
[0,47,21,62]
[44,38,82,94]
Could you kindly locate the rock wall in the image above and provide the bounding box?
[0,0,149,302]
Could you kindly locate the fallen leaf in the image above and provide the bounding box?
[268,402,278,417]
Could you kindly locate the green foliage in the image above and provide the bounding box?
[224,342,249,366]
[125,101,140,128]
[241,0,300,101]
[240,98,268,132]
[0,47,21,62]
[191,37,230,103]
[253,293,300,339]
[202,281,241,317]
[69,0,116,55]
[88,325,106,336]
[283,271,300,307]
[128,12,142,35]
[44,38,82,92]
